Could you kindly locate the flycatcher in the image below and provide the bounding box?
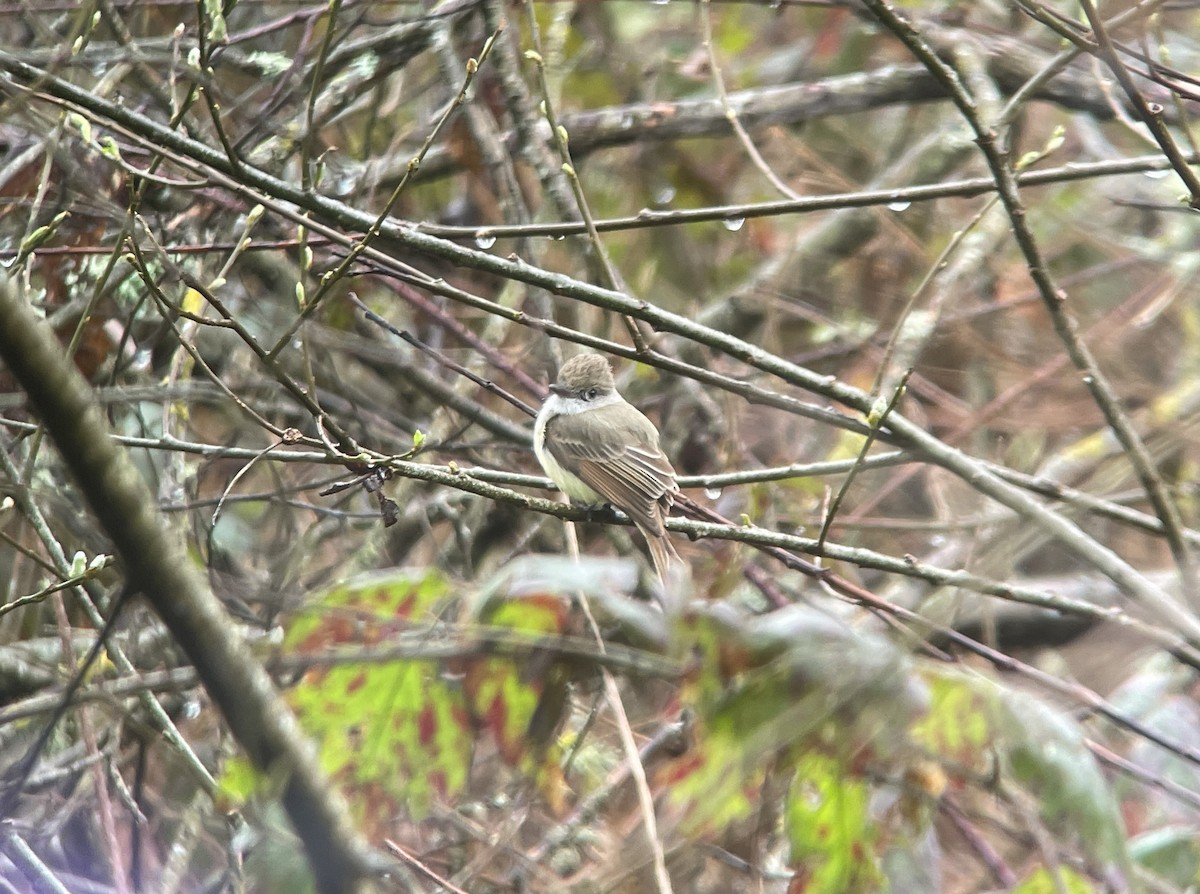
[534,352,680,581]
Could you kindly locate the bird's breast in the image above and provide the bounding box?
[534,409,604,504]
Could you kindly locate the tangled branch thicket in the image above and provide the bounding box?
[1,1,1200,892]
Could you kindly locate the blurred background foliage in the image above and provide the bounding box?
[2,0,1200,891]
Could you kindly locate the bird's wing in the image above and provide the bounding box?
[545,402,677,536]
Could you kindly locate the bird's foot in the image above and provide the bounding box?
[571,501,621,524]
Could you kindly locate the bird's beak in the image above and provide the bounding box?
[549,384,572,398]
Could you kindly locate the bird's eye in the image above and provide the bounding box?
[586,388,598,400]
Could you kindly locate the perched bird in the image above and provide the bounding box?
[534,353,680,581]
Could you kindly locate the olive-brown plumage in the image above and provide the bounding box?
[534,353,679,580]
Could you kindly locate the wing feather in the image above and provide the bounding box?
[545,402,678,536]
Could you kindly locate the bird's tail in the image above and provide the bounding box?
[642,527,680,583]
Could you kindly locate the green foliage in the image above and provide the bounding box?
[217,752,263,808]
[712,6,756,59]
[217,566,467,823]
[1129,826,1200,888]
[464,589,570,765]
[1000,689,1127,871]
[911,670,992,769]
[220,561,1136,888]
[914,668,1131,881]
[786,751,881,894]
[665,604,929,873]
[658,619,1132,890]
[283,568,469,829]
[226,557,648,828]
[464,554,649,807]
[1012,865,1098,894]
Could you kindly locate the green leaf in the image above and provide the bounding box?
[1012,865,1097,894]
[910,670,992,769]
[461,555,652,809]
[999,687,1128,874]
[1129,826,1200,887]
[217,754,261,808]
[203,0,227,42]
[247,51,292,78]
[68,112,91,145]
[283,568,469,828]
[666,604,927,840]
[786,751,881,894]
[916,667,1130,880]
[17,211,69,261]
[466,581,571,763]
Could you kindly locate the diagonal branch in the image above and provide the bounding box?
[2,48,1192,640]
[0,279,380,894]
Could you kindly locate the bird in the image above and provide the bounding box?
[533,352,680,581]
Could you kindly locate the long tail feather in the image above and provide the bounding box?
[641,526,680,583]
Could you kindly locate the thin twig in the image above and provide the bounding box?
[4,48,1190,635]
[818,369,911,553]
[1077,0,1200,206]
[699,0,800,200]
[521,5,647,353]
[860,0,1200,634]
[266,28,504,361]
[354,294,539,417]
[384,839,471,894]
